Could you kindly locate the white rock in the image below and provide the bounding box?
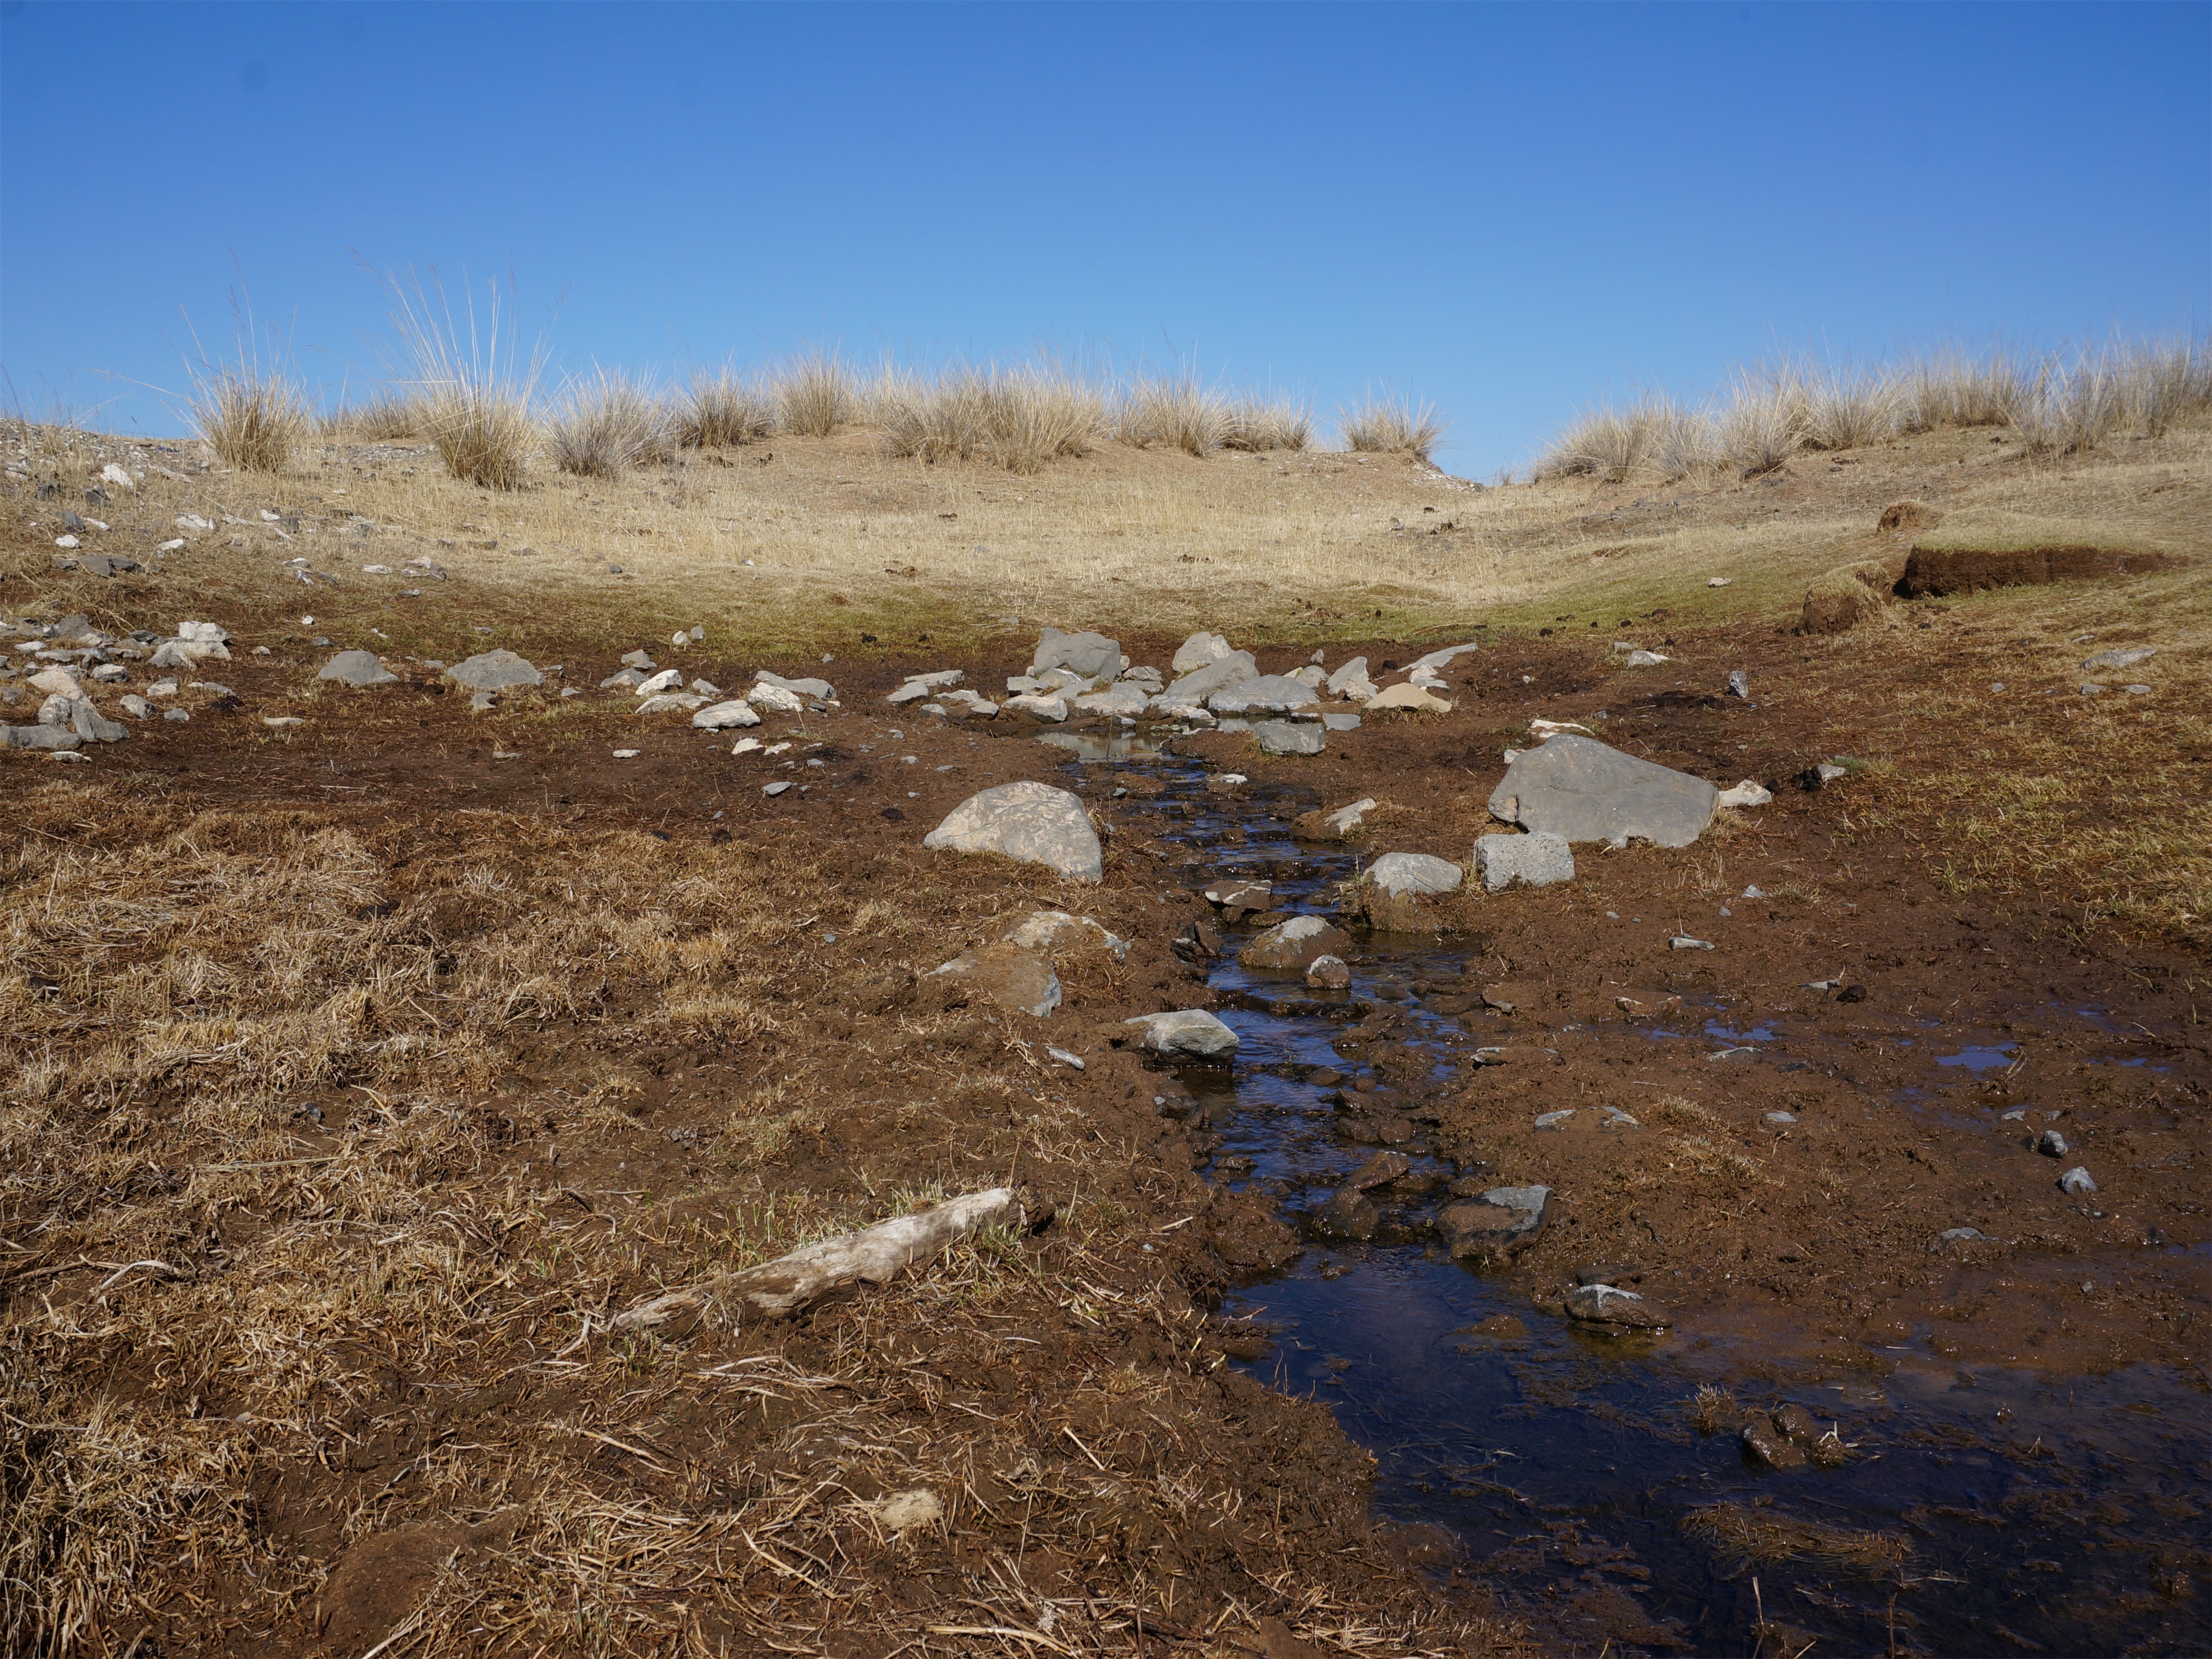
[1003,909,1130,961]
[1171,632,1234,674]
[1717,780,1773,810]
[635,668,682,696]
[1472,832,1575,892]
[1407,642,1479,675]
[1326,656,1378,700]
[1708,576,1732,587]
[54,535,80,549]
[1365,683,1453,713]
[692,699,761,729]
[637,692,708,714]
[1123,1009,1240,1060]
[100,463,136,491]
[178,621,229,644]
[923,780,1102,881]
[119,695,152,719]
[147,679,178,697]
[1004,692,1070,722]
[1366,852,1463,898]
[28,666,84,697]
[755,669,836,701]
[747,682,807,713]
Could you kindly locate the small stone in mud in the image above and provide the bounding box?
[1305,954,1350,989]
[2038,1129,2069,1157]
[1765,1111,1797,1125]
[1938,1226,1985,1243]
[1239,914,1354,971]
[1311,1188,1380,1241]
[1292,796,1379,842]
[1254,718,1325,755]
[1344,1151,1412,1191]
[1438,1185,1549,1258]
[1534,1109,1575,1129]
[1173,916,1224,960]
[1365,851,1463,899]
[1339,1112,1413,1145]
[1772,1403,1823,1446]
[2058,1166,2098,1194]
[1671,935,1715,951]
[1740,1411,1810,1469]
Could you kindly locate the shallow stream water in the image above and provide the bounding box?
[1057,736,2212,1657]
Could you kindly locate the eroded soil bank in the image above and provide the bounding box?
[5,604,2206,1656]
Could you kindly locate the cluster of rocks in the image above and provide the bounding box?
[884,627,1479,758]
[0,613,244,752]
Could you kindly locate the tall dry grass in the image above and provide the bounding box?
[1535,337,2212,481]
[319,389,429,441]
[380,267,542,490]
[188,366,312,472]
[1114,376,1230,457]
[872,365,1102,472]
[675,368,775,448]
[1222,397,1312,452]
[1342,394,1446,461]
[775,351,853,437]
[547,368,672,478]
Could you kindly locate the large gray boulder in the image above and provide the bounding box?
[446,650,542,692]
[1472,831,1574,891]
[1162,650,1257,706]
[755,669,837,701]
[1365,852,1462,898]
[319,649,398,687]
[923,781,1102,882]
[1212,675,1321,715]
[1124,1009,1240,1060]
[1254,719,1325,755]
[1030,628,1121,684]
[1488,734,1717,848]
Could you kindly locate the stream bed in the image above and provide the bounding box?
[1064,736,2212,1657]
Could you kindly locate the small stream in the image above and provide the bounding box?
[1052,735,2212,1657]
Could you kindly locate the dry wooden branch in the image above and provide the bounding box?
[586,1186,1034,1343]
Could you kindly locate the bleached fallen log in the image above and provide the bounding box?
[590,1186,1034,1342]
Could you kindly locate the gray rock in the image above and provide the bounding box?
[755,669,836,701]
[1366,852,1463,898]
[763,780,793,796]
[747,682,807,713]
[1123,1008,1240,1060]
[2122,683,2154,695]
[1534,1109,1576,1129]
[1292,797,1376,841]
[1438,1185,1548,1258]
[923,781,1102,882]
[2079,682,2105,697]
[2038,1130,2069,1157]
[1489,734,1718,848]
[1407,642,1479,675]
[1727,670,1750,698]
[71,700,127,742]
[1621,649,1667,668]
[1672,936,1714,951]
[1162,650,1258,706]
[1472,832,1574,892]
[1239,915,1354,971]
[119,695,151,719]
[1564,1282,1669,1329]
[2,722,82,749]
[634,668,683,696]
[1938,1227,1985,1243]
[1004,692,1070,722]
[163,708,190,723]
[1765,1111,1797,1125]
[1171,631,1233,673]
[1344,1150,1412,1191]
[2058,1166,2098,1195]
[1254,719,1325,755]
[76,553,142,577]
[1002,909,1129,961]
[637,692,707,714]
[446,650,542,692]
[2082,646,2154,672]
[1072,683,1150,718]
[1212,674,1321,715]
[319,649,398,687]
[929,942,1062,1019]
[620,649,656,670]
[1305,954,1350,989]
[1030,627,1121,684]
[692,699,761,729]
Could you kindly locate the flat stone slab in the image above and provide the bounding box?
[446,650,542,692]
[1472,831,1574,891]
[1030,627,1121,684]
[1124,1009,1240,1060]
[929,942,1062,1019]
[1488,734,1716,848]
[1365,852,1462,898]
[319,649,398,687]
[755,670,837,701]
[692,699,761,729]
[1211,675,1320,714]
[1163,650,1258,705]
[924,781,1102,882]
[1002,909,1129,961]
[2082,646,2156,672]
[1365,682,1452,713]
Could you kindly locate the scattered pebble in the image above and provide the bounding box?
[764,780,794,796]
[2058,1166,2098,1195]
[2038,1130,2069,1157]
[612,748,640,759]
[1046,1047,1086,1070]
[1671,936,1714,951]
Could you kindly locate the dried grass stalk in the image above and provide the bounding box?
[1341,394,1446,461]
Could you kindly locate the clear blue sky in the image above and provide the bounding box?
[3,1,2206,475]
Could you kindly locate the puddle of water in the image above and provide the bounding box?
[1035,731,1165,761]
[1103,753,2212,1654]
[1937,1044,2018,1073]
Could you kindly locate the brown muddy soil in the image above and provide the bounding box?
[6,604,2207,1655]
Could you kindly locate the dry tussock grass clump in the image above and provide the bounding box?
[1683,1501,1909,1575]
[382,265,542,489]
[1221,396,1312,452]
[674,367,775,448]
[1114,375,1230,457]
[1342,393,1446,461]
[872,366,1102,473]
[546,368,672,478]
[774,350,853,437]
[188,366,312,472]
